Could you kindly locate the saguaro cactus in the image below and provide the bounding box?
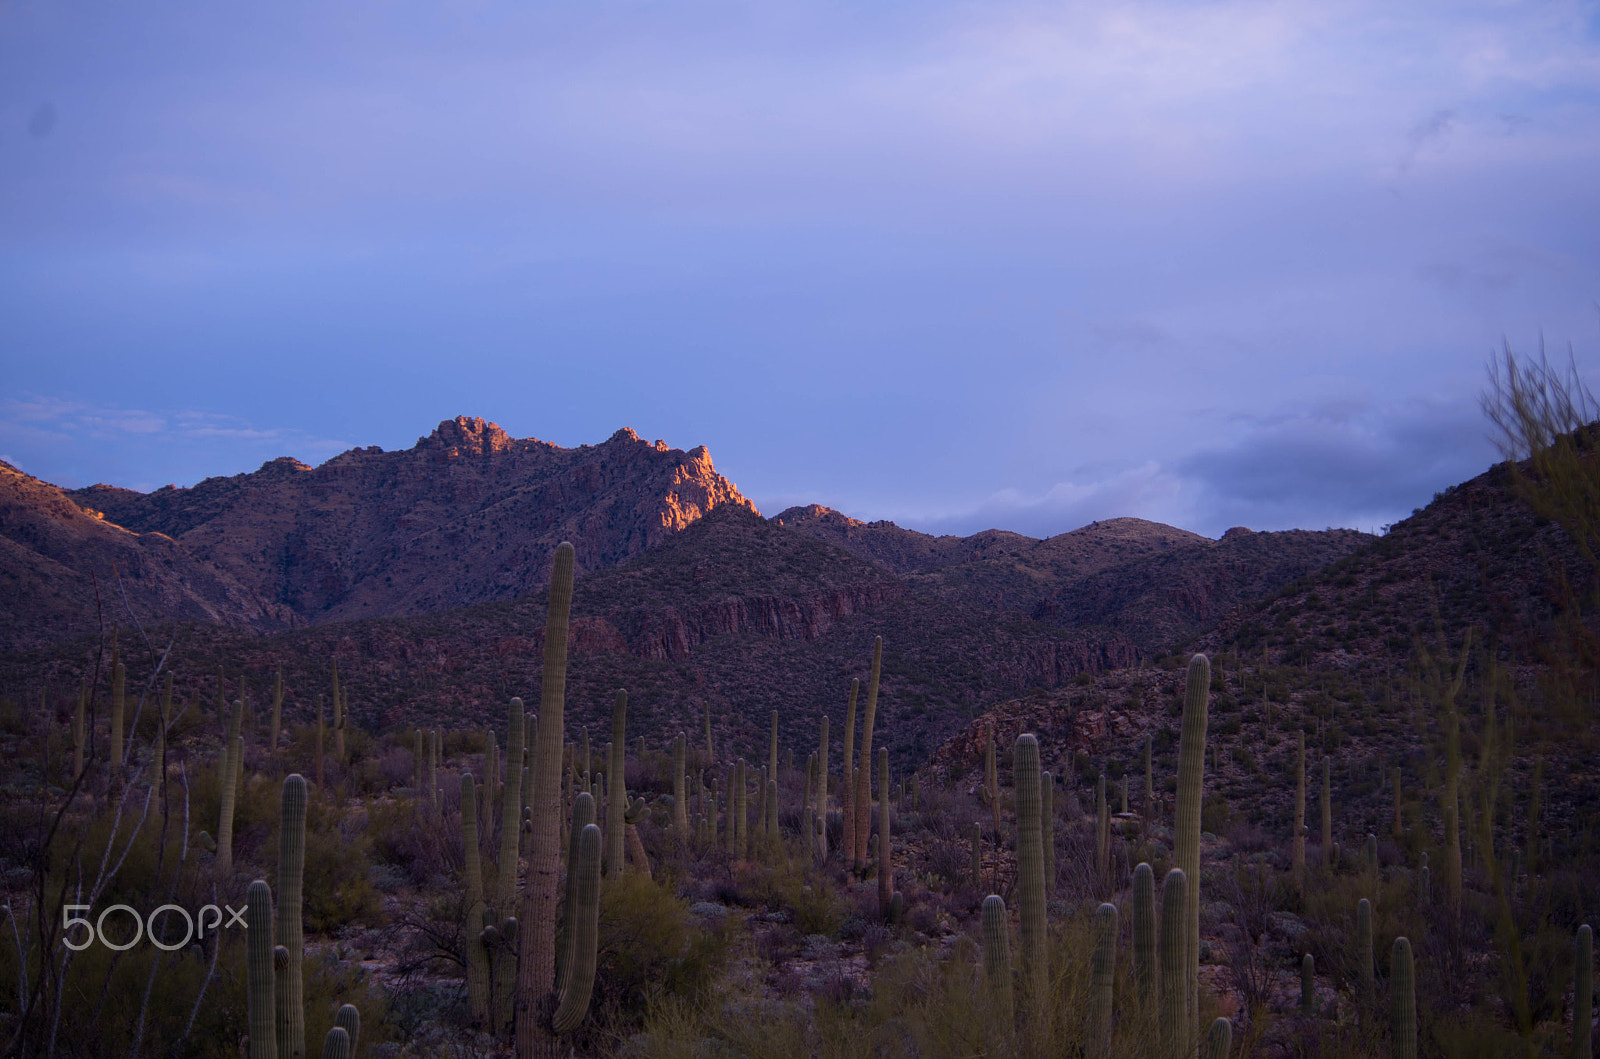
[331,660,346,764]
[769,710,779,791]
[855,637,883,869]
[816,714,829,862]
[1144,733,1154,818]
[333,1005,360,1057]
[463,773,492,1026]
[1203,1017,1232,1059]
[516,542,608,1058]
[217,724,244,875]
[277,773,308,1059]
[981,894,1015,1028]
[1090,902,1117,1058]
[1357,898,1375,1022]
[1013,734,1048,1040]
[1175,654,1210,1044]
[1041,771,1055,897]
[606,691,628,876]
[1301,953,1315,1015]
[270,665,284,753]
[878,747,893,916]
[984,722,1000,843]
[245,879,277,1059]
[1096,771,1110,885]
[672,733,689,841]
[1321,755,1333,867]
[1161,868,1188,1059]
[1391,937,1415,1059]
[1575,923,1593,1059]
[1293,731,1306,891]
[315,695,326,789]
[319,1027,350,1059]
[1132,862,1155,1006]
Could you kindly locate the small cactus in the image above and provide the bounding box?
[333,1004,360,1057]
[981,894,1015,1028]
[1301,953,1315,1015]
[551,822,603,1034]
[462,773,491,1026]
[319,1027,350,1059]
[1096,771,1109,885]
[1203,1017,1231,1059]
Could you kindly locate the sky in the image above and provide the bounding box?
[2,1,1598,540]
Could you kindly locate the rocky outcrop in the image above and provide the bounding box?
[66,418,756,625]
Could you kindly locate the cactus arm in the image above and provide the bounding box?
[1203,1017,1232,1059]
[551,823,602,1035]
[319,1027,350,1059]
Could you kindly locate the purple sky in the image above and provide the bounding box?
[3,1,1598,539]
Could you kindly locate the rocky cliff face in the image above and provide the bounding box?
[68,417,755,624]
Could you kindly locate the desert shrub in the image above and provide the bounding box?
[592,873,730,1032]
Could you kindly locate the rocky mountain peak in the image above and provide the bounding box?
[418,415,516,458]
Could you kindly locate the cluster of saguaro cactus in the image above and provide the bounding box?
[243,776,362,1059]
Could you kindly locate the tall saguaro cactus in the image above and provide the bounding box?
[277,773,308,1059]
[463,773,492,1026]
[331,660,346,764]
[878,747,893,916]
[815,714,829,862]
[1175,654,1210,1046]
[1391,936,1416,1059]
[841,679,858,866]
[516,542,604,1058]
[217,714,244,875]
[1293,731,1307,891]
[854,637,883,869]
[1013,734,1048,1041]
[672,733,689,841]
[606,691,628,876]
[1321,755,1333,867]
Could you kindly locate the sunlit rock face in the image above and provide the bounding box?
[54,417,755,626]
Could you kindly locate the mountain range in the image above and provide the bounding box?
[1,416,1378,766]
